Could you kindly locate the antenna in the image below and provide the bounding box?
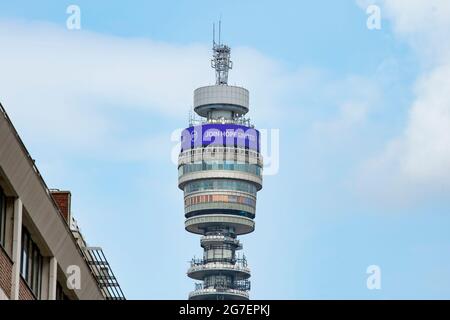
[218,20,221,45]
[210,20,232,85]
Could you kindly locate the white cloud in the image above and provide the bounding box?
[356,1,450,201]
[313,101,369,136]
[311,75,380,142]
[402,65,450,181]
[0,19,312,158]
[383,0,450,65]
[0,20,208,150]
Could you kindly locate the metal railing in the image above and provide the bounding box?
[189,111,254,128]
[191,255,248,267]
[200,235,241,248]
[83,247,126,300]
[195,279,251,292]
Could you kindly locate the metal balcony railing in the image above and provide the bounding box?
[190,256,248,267]
[188,111,254,128]
[195,279,251,292]
[200,235,242,248]
[83,247,126,300]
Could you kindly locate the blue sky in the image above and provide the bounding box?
[1,0,450,299]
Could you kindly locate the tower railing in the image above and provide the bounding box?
[195,279,251,292]
[189,111,254,128]
[190,256,248,267]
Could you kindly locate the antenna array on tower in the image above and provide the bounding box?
[211,21,233,85]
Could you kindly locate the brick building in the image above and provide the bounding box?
[0,103,124,300]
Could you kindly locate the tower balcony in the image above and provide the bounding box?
[188,287,249,300]
[185,214,255,236]
[189,279,251,300]
[187,258,251,281]
[189,115,254,128]
[200,235,242,249]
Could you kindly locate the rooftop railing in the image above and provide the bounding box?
[190,256,248,267]
[195,279,251,292]
[189,112,254,128]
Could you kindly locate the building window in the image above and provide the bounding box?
[185,194,256,208]
[20,227,43,298]
[178,161,262,177]
[0,187,5,247]
[56,282,69,300]
[184,179,258,196]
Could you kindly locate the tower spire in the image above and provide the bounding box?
[211,21,233,85]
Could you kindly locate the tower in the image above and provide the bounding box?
[178,25,263,300]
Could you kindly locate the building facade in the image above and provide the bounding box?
[178,36,263,300]
[0,103,124,300]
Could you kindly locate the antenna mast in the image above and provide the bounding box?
[211,20,233,85]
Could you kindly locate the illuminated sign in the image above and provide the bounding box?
[181,124,260,152]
